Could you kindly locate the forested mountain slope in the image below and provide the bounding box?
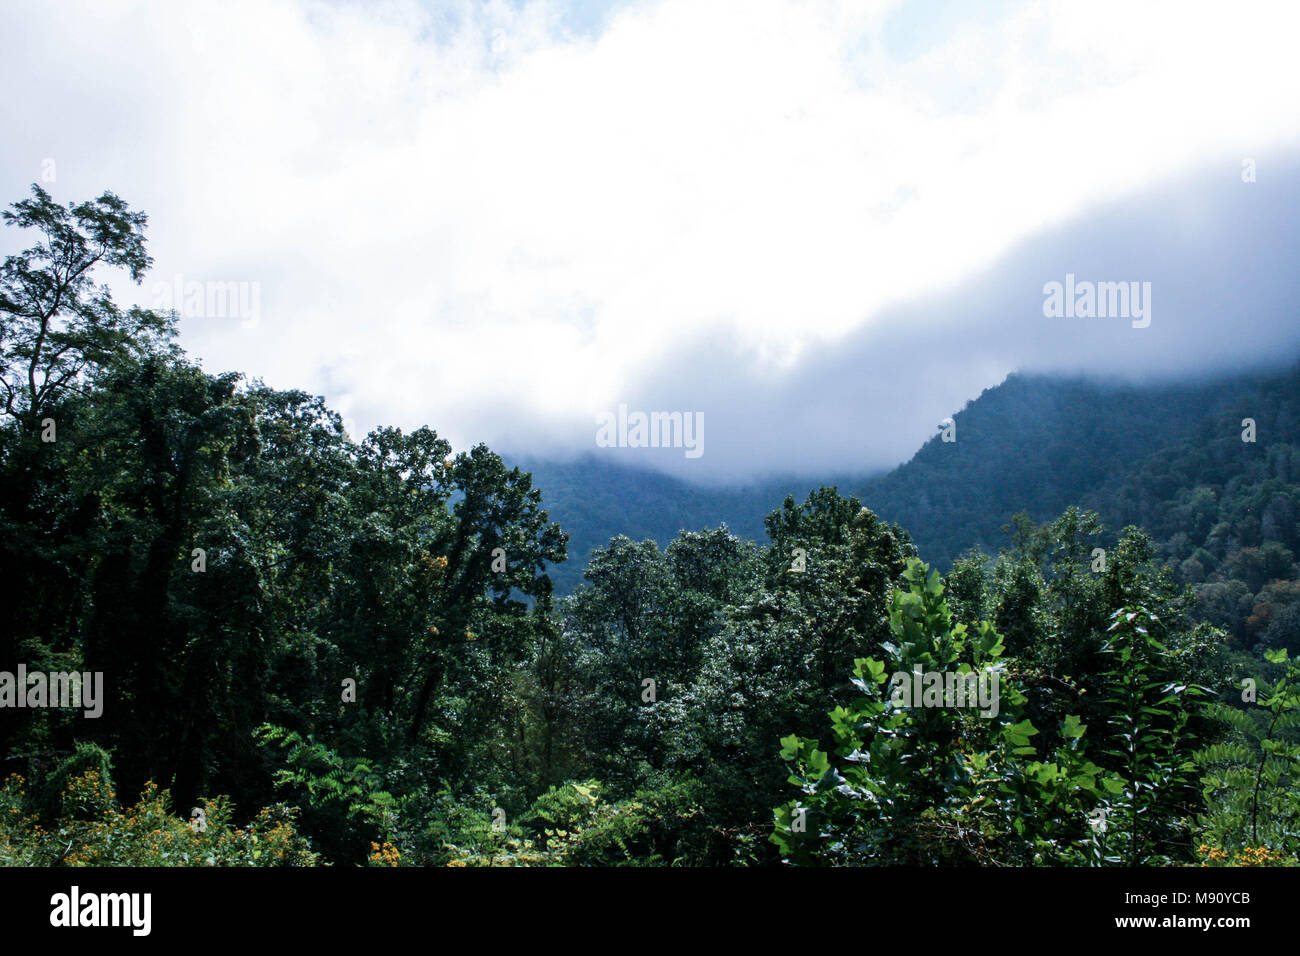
[523,363,1300,656]
[522,365,1296,594]
[1078,363,1300,651]
[512,454,869,594]
[856,368,1286,565]
[855,361,1300,652]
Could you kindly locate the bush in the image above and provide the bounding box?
[771,558,1116,866]
[0,771,318,867]
[1194,648,1300,858]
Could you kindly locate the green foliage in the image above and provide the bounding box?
[3,183,1297,869]
[255,725,404,858]
[0,183,175,426]
[1195,648,1300,856]
[0,769,316,867]
[1091,607,1205,865]
[772,559,1115,865]
[39,741,115,821]
[426,776,711,867]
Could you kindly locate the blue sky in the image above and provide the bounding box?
[2,0,1298,481]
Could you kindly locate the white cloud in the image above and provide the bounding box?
[2,0,1298,473]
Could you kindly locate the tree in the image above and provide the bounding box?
[0,184,173,426]
[1093,607,1205,865]
[772,559,1114,866]
[0,185,177,767]
[1195,648,1300,859]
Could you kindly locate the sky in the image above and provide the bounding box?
[2,0,1298,482]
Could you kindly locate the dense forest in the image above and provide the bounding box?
[509,454,846,594]
[2,185,1298,867]
[529,367,1300,620]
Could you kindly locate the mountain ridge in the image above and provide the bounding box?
[521,359,1300,599]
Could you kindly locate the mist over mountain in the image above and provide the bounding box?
[7,1,1296,488]
[857,366,1296,567]
[495,152,1300,484]
[532,359,1300,601]
[511,454,872,593]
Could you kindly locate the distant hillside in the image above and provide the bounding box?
[856,371,1254,565]
[511,454,870,594]
[1081,364,1300,650]
[855,361,1300,650]
[520,362,1300,646]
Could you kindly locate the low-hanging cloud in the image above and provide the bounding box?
[585,153,1300,483]
[1,0,1298,483]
